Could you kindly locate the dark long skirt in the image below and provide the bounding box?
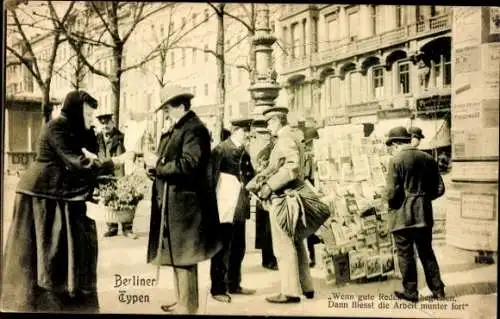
[1,193,99,313]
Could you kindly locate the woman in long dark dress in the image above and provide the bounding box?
[1,90,117,313]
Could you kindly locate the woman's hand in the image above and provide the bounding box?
[82,148,98,160]
[144,152,158,168]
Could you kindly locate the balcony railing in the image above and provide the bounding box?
[317,14,451,66]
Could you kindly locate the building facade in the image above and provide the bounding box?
[277,4,452,142]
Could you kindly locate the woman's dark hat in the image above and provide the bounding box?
[408,126,425,139]
[385,126,411,146]
[155,85,194,112]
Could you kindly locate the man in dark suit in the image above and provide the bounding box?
[408,126,425,148]
[95,111,136,239]
[210,118,256,303]
[384,126,446,303]
[145,85,221,314]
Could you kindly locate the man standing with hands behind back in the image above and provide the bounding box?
[144,85,222,314]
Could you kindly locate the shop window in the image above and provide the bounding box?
[398,61,411,94]
[443,54,451,87]
[372,67,384,98]
[9,109,29,151]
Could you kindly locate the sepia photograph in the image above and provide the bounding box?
[1,2,498,318]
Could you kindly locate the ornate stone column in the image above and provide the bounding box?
[248,4,281,116]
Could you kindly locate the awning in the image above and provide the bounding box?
[371,118,412,140]
[409,118,451,150]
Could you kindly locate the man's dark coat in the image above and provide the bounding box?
[147,111,222,266]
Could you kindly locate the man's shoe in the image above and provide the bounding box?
[431,289,446,300]
[229,286,256,295]
[103,230,118,237]
[212,294,231,303]
[303,291,314,299]
[160,301,177,312]
[394,290,419,303]
[265,294,301,304]
[123,231,138,239]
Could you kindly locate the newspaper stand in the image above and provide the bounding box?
[314,124,399,285]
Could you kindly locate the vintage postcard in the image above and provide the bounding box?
[2,2,498,318]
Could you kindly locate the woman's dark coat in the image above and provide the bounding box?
[147,110,222,266]
[1,90,113,312]
[96,127,126,178]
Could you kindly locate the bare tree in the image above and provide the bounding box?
[47,2,187,127]
[206,3,226,145]
[6,1,75,122]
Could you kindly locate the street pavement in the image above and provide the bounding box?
[2,175,497,317]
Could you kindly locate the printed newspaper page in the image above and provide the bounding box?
[2,2,497,318]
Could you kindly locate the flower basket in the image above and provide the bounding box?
[103,205,136,224]
[95,169,152,223]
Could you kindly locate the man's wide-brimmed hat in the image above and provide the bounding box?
[408,126,425,139]
[263,106,289,121]
[385,126,411,146]
[155,85,194,112]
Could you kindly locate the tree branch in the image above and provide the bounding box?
[6,45,44,88]
[224,9,252,32]
[90,2,117,42]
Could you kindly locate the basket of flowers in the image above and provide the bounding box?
[96,170,152,224]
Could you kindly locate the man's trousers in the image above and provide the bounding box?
[172,265,198,314]
[392,227,445,295]
[269,206,313,297]
[210,222,246,295]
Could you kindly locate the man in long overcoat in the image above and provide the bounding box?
[94,111,136,238]
[247,119,278,270]
[145,85,222,314]
[210,118,256,303]
[384,126,446,303]
[253,107,314,304]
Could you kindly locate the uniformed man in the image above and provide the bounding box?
[408,126,425,148]
[95,111,137,239]
[210,118,256,303]
[247,118,278,271]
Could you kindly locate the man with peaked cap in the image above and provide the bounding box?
[384,126,446,303]
[145,84,222,314]
[94,110,135,238]
[210,117,256,303]
[248,106,314,304]
[408,126,425,148]
[247,118,278,271]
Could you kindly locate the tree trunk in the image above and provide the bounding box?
[247,29,256,112]
[112,45,123,128]
[42,86,52,123]
[213,4,225,146]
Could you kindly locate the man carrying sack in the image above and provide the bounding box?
[210,118,256,303]
[246,107,329,304]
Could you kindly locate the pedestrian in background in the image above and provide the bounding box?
[303,127,321,268]
[384,126,446,303]
[145,85,222,314]
[1,90,124,312]
[408,126,424,148]
[247,119,278,271]
[95,110,137,239]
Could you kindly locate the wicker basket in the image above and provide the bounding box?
[103,206,136,224]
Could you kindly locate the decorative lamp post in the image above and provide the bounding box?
[248,4,281,117]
